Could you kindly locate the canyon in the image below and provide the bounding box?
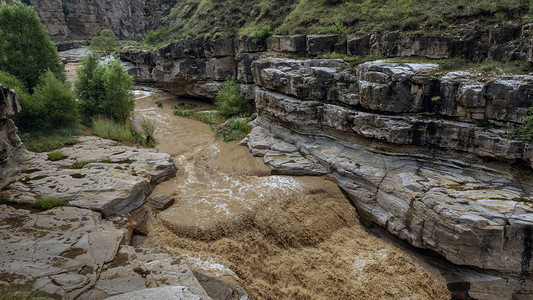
[120,33,533,299]
[0,0,532,298]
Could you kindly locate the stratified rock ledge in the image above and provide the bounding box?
[5,136,177,216]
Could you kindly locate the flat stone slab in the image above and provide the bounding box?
[106,286,204,300]
[5,136,176,216]
[84,246,211,299]
[0,205,124,299]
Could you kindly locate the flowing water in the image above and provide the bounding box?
[133,89,450,299]
[62,56,449,298]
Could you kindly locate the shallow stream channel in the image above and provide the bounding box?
[62,53,450,299]
[129,87,450,299]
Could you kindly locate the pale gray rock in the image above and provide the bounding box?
[6,136,176,216]
[267,35,307,53]
[106,286,204,300]
[0,206,124,299]
[357,60,439,113]
[87,246,211,299]
[247,117,533,276]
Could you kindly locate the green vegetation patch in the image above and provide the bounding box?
[90,29,120,53]
[69,161,92,169]
[134,0,533,48]
[0,285,50,300]
[215,78,253,118]
[47,151,66,161]
[31,197,67,211]
[514,108,533,144]
[19,126,82,153]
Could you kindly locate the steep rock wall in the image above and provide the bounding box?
[122,36,533,299]
[17,0,145,39]
[0,84,24,189]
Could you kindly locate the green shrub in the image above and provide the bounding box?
[215,78,251,118]
[90,29,120,53]
[0,1,63,91]
[320,21,347,35]
[91,117,136,142]
[251,25,272,44]
[16,71,79,131]
[439,57,468,70]
[0,70,28,96]
[31,197,66,211]
[144,28,172,45]
[515,108,533,144]
[19,126,81,152]
[75,54,135,125]
[216,117,251,142]
[47,151,66,161]
[139,117,157,147]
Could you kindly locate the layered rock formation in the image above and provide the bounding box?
[0,84,24,190]
[5,136,176,216]
[122,35,533,299]
[0,205,213,299]
[17,0,145,39]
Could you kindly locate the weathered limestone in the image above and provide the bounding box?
[4,136,176,216]
[347,24,530,62]
[86,246,211,299]
[267,35,307,53]
[0,84,24,190]
[0,205,213,299]
[359,61,533,125]
[246,117,533,298]
[106,286,206,300]
[0,206,125,299]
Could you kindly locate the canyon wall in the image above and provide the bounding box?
[0,85,24,190]
[121,34,533,299]
[16,0,145,39]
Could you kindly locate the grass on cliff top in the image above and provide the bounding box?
[388,56,533,75]
[137,0,533,48]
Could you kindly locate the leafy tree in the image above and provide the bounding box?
[75,53,134,124]
[17,71,79,130]
[0,0,62,90]
[90,29,120,53]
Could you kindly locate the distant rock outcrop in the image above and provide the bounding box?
[16,0,145,39]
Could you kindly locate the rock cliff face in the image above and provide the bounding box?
[122,35,533,299]
[17,0,145,39]
[0,84,24,190]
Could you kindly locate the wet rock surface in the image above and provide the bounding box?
[0,205,124,299]
[4,136,176,216]
[246,117,533,298]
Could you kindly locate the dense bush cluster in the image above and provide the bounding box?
[75,53,135,125]
[90,29,120,53]
[0,1,141,151]
[0,0,62,91]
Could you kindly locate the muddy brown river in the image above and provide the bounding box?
[132,88,450,299]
